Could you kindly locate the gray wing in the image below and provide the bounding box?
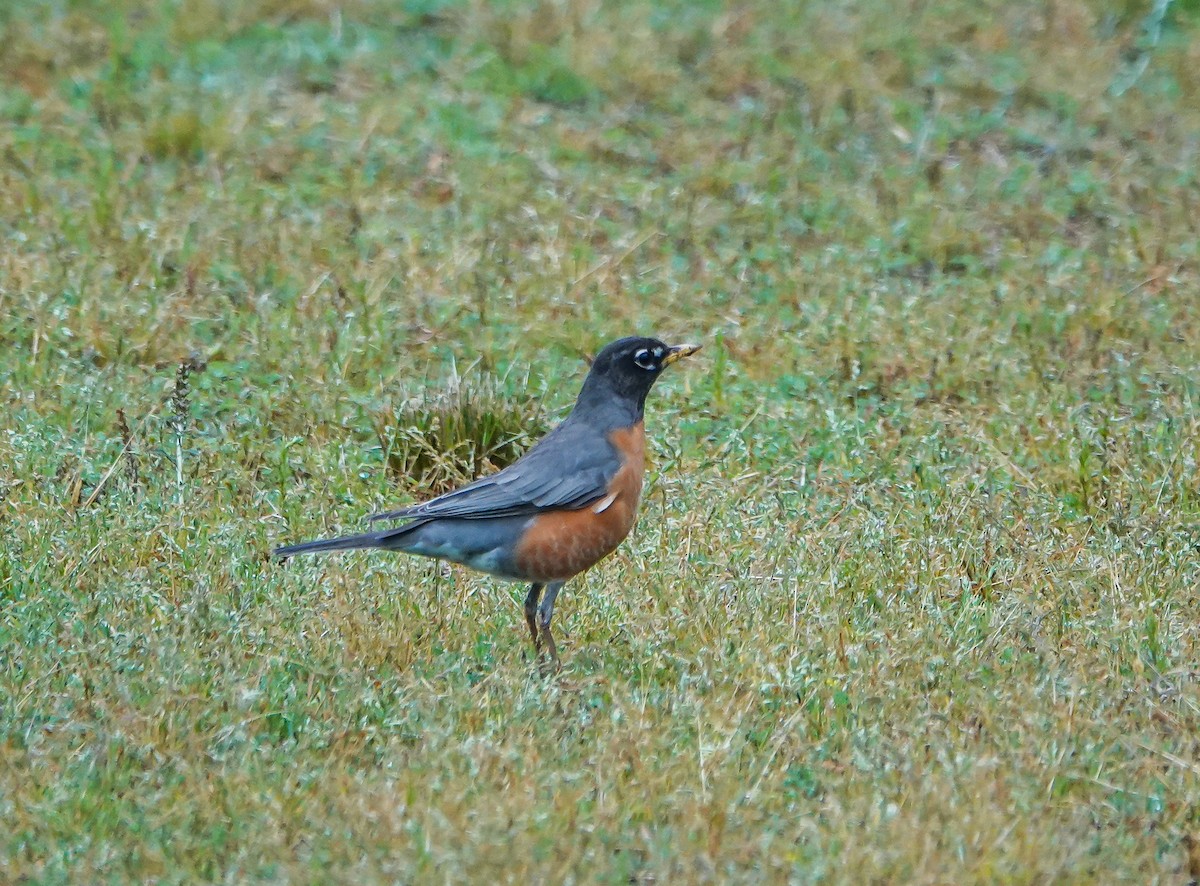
[368,421,620,523]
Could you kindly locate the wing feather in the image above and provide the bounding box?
[368,421,619,523]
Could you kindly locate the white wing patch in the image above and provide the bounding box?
[592,491,618,514]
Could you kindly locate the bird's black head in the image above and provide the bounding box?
[573,336,701,422]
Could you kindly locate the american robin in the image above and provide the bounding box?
[275,336,701,666]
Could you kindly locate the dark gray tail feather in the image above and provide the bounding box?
[274,529,401,559]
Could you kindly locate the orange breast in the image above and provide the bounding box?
[512,422,645,582]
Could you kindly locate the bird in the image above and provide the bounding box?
[274,336,701,667]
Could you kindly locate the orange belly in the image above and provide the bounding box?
[512,422,645,582]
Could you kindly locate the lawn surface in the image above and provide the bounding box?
[3,0,1200,882]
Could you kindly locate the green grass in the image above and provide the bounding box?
[3,0,1200,881]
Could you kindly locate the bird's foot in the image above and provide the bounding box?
[537,630,560,677]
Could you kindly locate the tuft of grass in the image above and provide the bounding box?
[372,364,549,496]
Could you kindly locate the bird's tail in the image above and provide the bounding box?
[274,529,400,559]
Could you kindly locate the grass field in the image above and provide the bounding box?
[3,0,1200,881]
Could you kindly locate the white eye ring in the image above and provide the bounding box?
[633,348,658,370]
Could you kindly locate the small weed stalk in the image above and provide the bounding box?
[168,357,204,505]
[116,408,141,495]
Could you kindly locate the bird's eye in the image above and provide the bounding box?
[633,348,658,370]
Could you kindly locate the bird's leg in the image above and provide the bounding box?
[524,583,543,649]
[537,582,564,671]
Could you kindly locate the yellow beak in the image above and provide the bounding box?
[662,342,702,366]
